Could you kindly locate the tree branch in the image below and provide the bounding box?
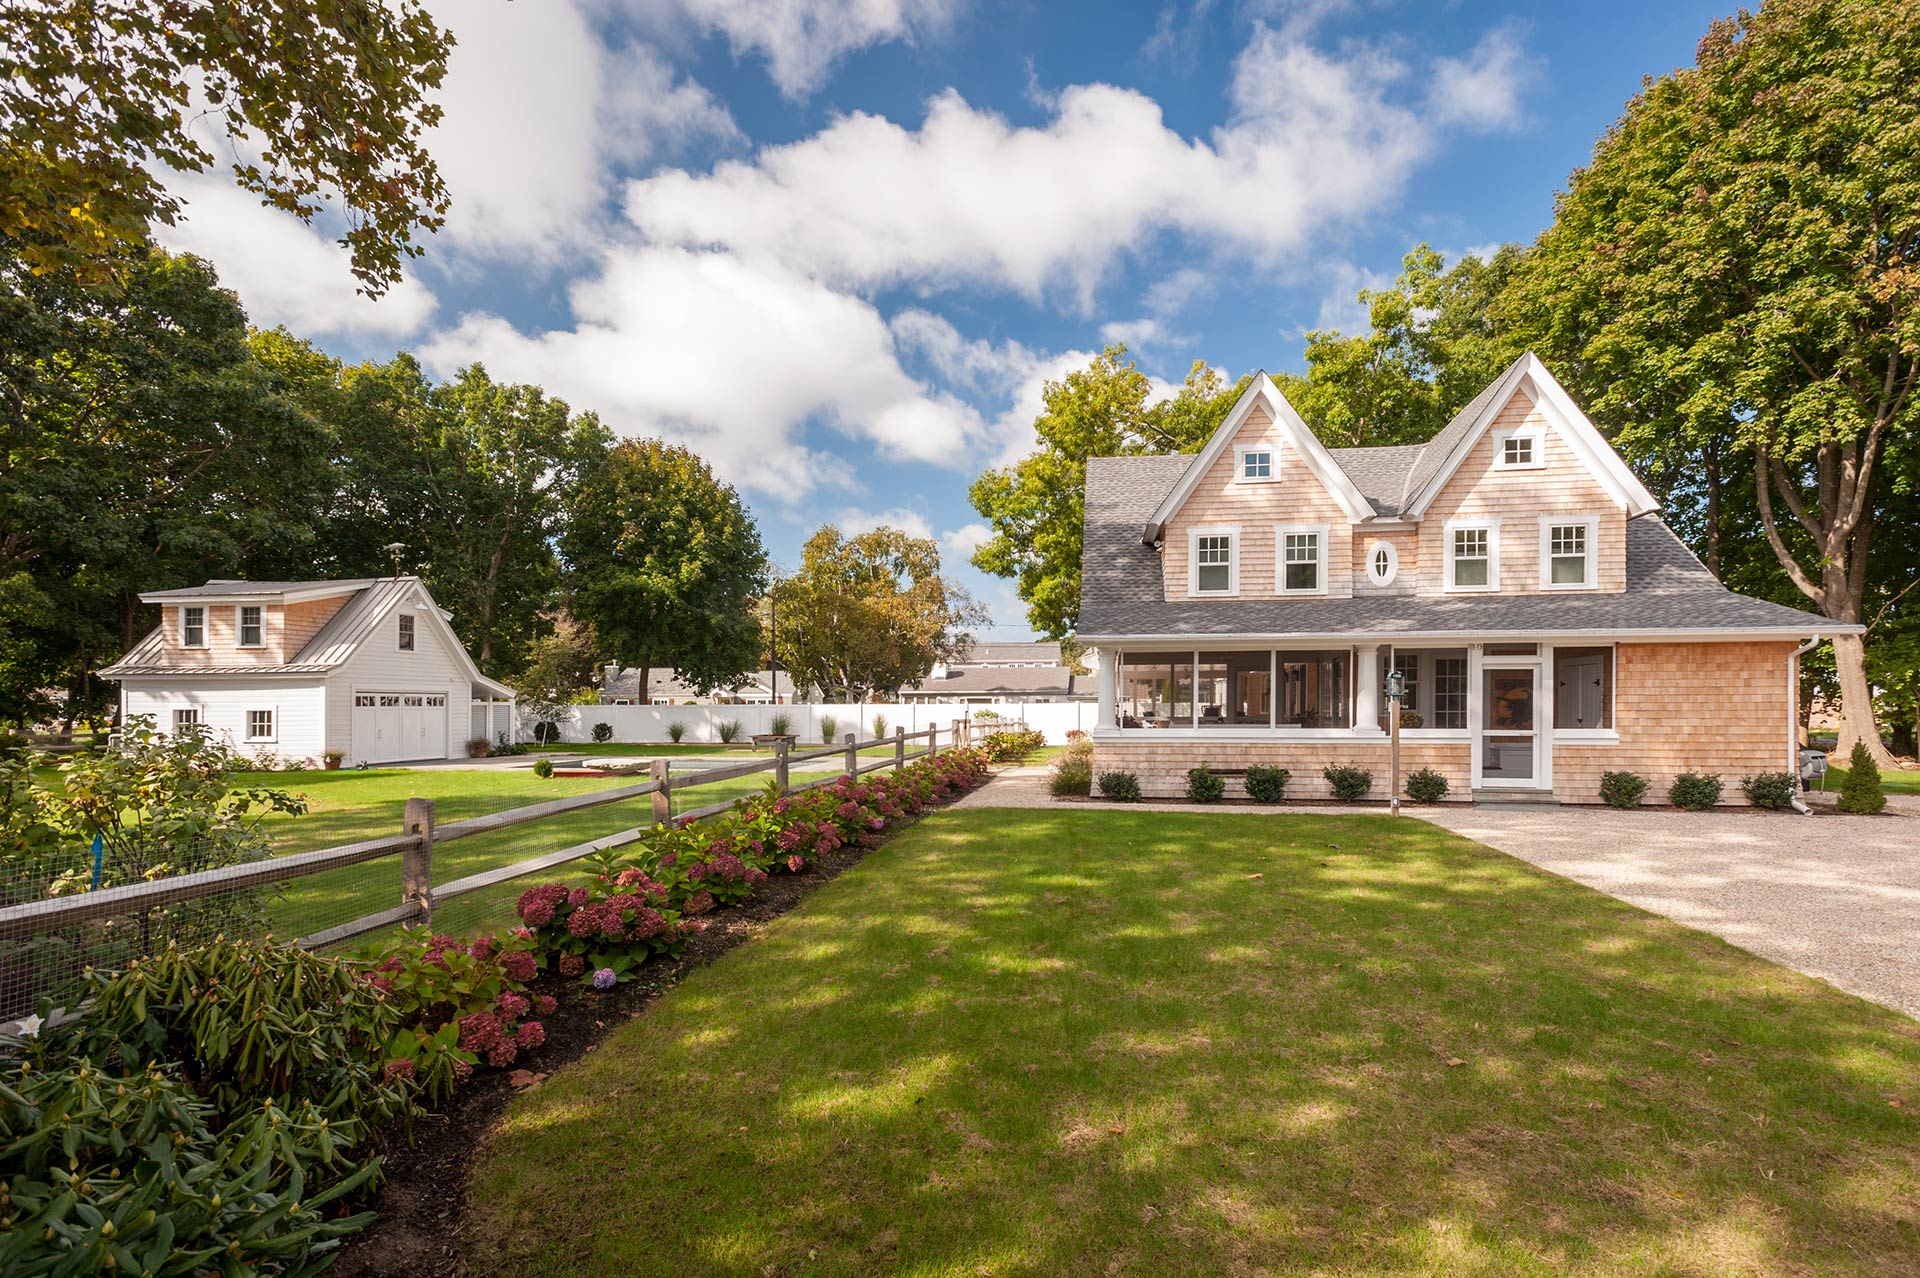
[1752,445,1826,607]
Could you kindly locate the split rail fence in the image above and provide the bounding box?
[0,724,970,1025]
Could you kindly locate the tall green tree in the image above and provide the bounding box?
[767,525,987,701]
[1281,246,1525,448]
[563,440,767,696]
[1,0,451,294]
[0,246,331,722]
[969,350,1247,641]
[1505,0,1920,763]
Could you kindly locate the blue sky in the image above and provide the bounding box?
[160,0,1729,637]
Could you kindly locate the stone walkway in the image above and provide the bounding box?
[956,765,1920,1020]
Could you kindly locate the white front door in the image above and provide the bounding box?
[1476,664,1543,788]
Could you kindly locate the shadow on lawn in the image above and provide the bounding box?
[466,809,1920,1278]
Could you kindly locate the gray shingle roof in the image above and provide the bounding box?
[1326,444,1424,518]
[903,665,1089,698]
[1076,455,1835,640]
[139,579,374,600]
[1395,358,1524,509]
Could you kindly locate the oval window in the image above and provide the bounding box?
[1367,541,1399,586]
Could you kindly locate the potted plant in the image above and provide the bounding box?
[322,749,345,771]
[752,711,798,748]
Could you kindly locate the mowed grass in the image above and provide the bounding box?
[1821,764,1920,795]
[469,808,1920,1278]
[242,766,817,939]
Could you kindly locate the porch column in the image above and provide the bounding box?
[1354,643,1384,737]
[1097,649,1118,729]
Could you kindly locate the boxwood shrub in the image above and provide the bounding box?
[1599,770,1648,808]
[1668,771,1723,810]
[1098,770,1141,802]
[533,757,554,779]
[1186,766,1226,803]
[1405,767,1449,803]
[1243,765,1289,802]
[1739,771,1797,810]
[1322,764,1373,801]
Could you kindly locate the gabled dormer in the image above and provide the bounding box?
[141,580,370,667]
[1142,355,1659,603]
[1145,373,1373,602]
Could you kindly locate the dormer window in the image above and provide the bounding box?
[181,606,206,648]
[1189,527,1238,596]
[1233,444,1277,483]
[1276,524,1328,595]
[1493,424,1545,470]
[238,605,263,647]
[1541,517,1598,589]
[1447,521,1496,591]
[398,614,416,651]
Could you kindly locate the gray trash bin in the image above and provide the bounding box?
[1797,747,1828,792]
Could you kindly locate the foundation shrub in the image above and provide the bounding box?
[1049,756,1092,797]
[1323,764,1373,801]
[1599,770,1648,808]
[1098,770,1141,802]
[1667,771,1723,810]
[1186,767,1226,803]
[1405,767,1449,804]
[1739,771,1797,811]
[1243,765,1290,802]
[1837,741,1887,814]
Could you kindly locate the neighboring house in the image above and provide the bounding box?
[99,578,518,766]
[1077,353,1853,803]
[900,639,1097,704]
[597,665,805,705]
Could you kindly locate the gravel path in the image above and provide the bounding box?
[960,765,1920,1019]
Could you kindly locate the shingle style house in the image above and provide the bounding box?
[1078,353,1855,803]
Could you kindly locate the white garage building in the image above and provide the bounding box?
[99,577,517,766]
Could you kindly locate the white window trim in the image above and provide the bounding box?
[1364,540,1399,588]
[245,708,277,743]
[1444,518,1499,593]
[1492,424,1547,470]
[237,604,264,649]
[171,708,201,730]
[1273,523,1330,596]
[397,613,416,652]
[1232,443,1280,484]
[1539,515,1601,591]
[180,606,207,648]
[1187,525,1241,598]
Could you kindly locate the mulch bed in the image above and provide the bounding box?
[326,794,947,1277]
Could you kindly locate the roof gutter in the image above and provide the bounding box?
[1074,623,1862,645]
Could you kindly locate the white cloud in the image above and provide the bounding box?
[1141,266,1213,317]
[888,310,1094,465]
[1313,260,1392,335]
[941,522,992,557]
[424,1,738,260]
[153,174,438,341]
[656,0,962,99]
[1428,27,1534,132]
[418,247,987,496]
[1100,316,1194,351]
[623,22,1502,308]
[836,507,936,539]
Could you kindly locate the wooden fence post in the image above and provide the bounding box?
[650,758,672,824]
[894,725,905,770]
[774,737,790,794]
[929,723,939,754]
[402,797,434,928]
[844,731,858,779]
[952,718,963,749]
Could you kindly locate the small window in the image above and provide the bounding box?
[1236,446,1275,481]
[355,693,376,707]
[1280,529,1322,593]
[1494,426,1544,470]
[398,614,415,651]
[1193,531,1235,594]
[238,605,263,647]
[181,606,206,648]
[1450,526,1492,589]
[172,708,201,732]
[1366,541,1398,587]
[1546,521,1592,587]
[246,709,274,741]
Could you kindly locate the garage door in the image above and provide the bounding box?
[352,692,449,763]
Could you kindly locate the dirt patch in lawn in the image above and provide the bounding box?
[328,816,903,1277]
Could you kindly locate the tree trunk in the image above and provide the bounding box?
[1702,441,1722,578]
[1830,632,1885,763]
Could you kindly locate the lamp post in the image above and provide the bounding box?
[1385,667,1406,816]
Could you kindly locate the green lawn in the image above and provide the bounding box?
[245,766,816,942]
[554,741,904,758]
[468,808,1920,1278]
[1821,764,1920,795]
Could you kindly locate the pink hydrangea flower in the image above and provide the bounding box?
[559,953,586,977]
[682,889,715,916]
[516,1020,546,1048]
[788,854,805,872]
[468,935,496,961]
[534,994,557,1016]
[501,950,538,982]
[567,887,590,907]
[382,1057,415,1082]
[496,991,530,1019]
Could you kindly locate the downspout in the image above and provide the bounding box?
[1789,635,1821,816]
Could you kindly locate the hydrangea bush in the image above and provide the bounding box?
[362,929,552,1099]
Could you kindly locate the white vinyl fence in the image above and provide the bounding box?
[548,700,1098,745]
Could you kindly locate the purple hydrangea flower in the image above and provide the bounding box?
[592,967,617,991]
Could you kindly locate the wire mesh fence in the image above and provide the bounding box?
[0,729,953,1021]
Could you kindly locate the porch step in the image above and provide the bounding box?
[1471,788,1561,810]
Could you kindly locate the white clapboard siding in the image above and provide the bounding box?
[122,680,328,762]
[327,602,468,764]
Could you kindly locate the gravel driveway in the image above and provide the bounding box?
[1420,804,1920,1020]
